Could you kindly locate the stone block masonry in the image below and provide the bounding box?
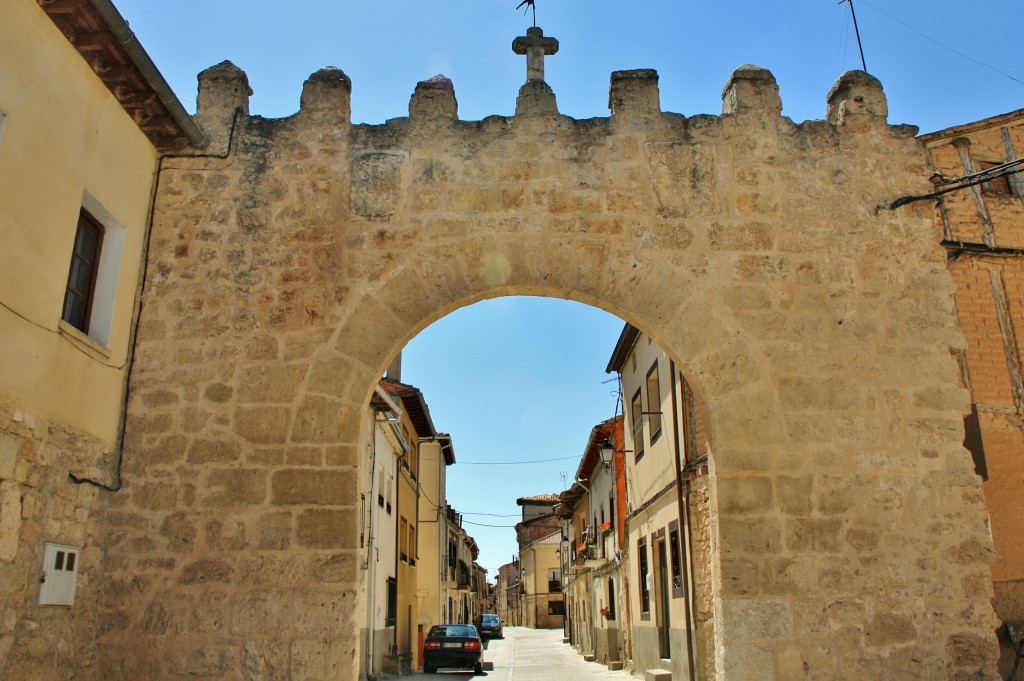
[91,59,1000,681]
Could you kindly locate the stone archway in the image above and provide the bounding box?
[95,61,998,680]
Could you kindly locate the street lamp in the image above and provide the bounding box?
[599,439,615,467]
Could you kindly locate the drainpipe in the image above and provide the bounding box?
[86,0,209,148]
[370,426,382,675]
[669,361,697,681]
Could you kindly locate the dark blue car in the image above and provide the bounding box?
[476,613,503,639]
[423,624,483,674]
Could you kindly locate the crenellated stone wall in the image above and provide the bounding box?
[93,56,999,681]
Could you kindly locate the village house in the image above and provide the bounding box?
[921,109,1024,677]
[496,559,521,627]
[375,379,424,674]
[472,562,489,622]
[362,375,460,676]
[606,324,715,681]
[515,494,565,628]
[0,0,205,675]
[411,412,456,666]
[518,530,564,629]
[558,417,628,668]
[560,481,593,653]
[361,384,403,678]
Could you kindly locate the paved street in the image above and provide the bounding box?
[397,627,634,681]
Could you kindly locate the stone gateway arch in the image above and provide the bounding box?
[97,50,999,680]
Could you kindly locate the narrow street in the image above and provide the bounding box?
[400,627,633,681]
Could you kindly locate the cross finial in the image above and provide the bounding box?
[512,27,559,84]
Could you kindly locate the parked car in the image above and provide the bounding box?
[476,613,503,639]
[423,624,484,674]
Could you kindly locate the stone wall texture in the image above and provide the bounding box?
[0,403,109,681]
[91,62,1001,680]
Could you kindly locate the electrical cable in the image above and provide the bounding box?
[888,158,1024,210]
[463,512,521,517]
[463,520,521,528]
[857,0,1024,87]
[457,455,580,465]
[69,109,243,492]
[0,296,130,370]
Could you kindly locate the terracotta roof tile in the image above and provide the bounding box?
[516,493,560,505]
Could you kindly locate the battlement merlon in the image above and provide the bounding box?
[610,69,660,120]
[409,75,458,125]
[300,67,352,122]
[827,70,889,131]
[721,64,782,118]
[195,60,252,152]
[190,62,905,143]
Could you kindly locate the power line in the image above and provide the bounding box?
[457,455,579,465]
[888,158,1024,210]
[839,0,867,72]
[463,519,520,528]
[463,512,522,518]
[858,0,1024,87]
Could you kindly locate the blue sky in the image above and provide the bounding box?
[111,0,1023,573]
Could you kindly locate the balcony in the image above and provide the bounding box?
[573,544,607,568]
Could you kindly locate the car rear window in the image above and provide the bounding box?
[428,625,477,638]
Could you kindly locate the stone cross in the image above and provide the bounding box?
[512,27,559,83]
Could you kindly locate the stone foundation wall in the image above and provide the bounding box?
[690,475,716,681]
[593,626,621,665]
[0,402,110,681]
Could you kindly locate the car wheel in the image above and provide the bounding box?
[474,660,484,675]
[424,664,436,674]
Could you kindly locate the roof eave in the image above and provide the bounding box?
[920,107,1024,144]
[605,322,640,374]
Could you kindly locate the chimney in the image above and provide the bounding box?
[386,352,402,382]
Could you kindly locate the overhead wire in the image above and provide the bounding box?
[457,454,580,465]
[857,0,1024,87]
[463,519,521,528]
[888,158,1024,210]
[0,298,131,369]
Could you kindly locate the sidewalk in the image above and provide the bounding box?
[395,626,633,681]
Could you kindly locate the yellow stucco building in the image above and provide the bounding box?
[0,0,202,675]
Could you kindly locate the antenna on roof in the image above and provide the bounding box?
[840,0,868,72]
[516,0,537,28]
